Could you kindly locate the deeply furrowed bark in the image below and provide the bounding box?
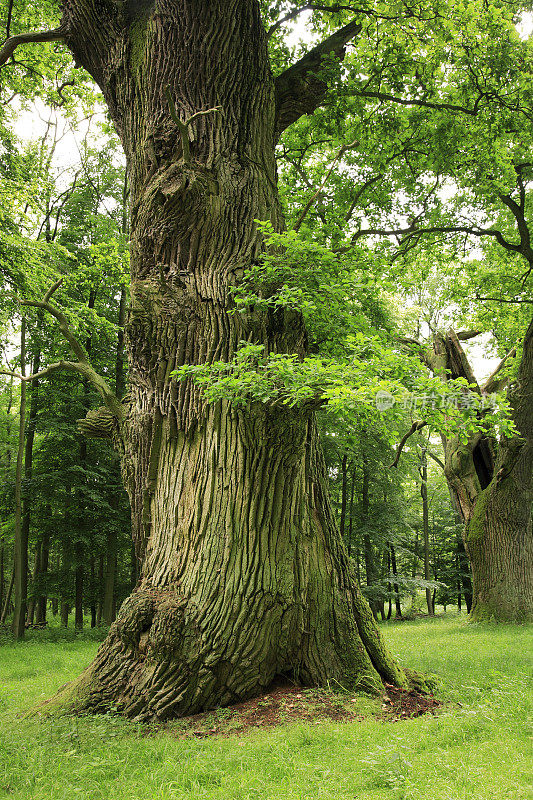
[463,319,533,622]
[47,0,408,719]
[432,328,533,622]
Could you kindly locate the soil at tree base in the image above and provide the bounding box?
[140,682,442,738]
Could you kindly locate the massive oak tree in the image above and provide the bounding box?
[0,1,409,719]
[412,328,533,622]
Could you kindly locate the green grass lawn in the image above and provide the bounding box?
[0,614,531,800]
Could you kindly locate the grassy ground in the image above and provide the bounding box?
[0,614,531,800]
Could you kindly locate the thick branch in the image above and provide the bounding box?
[390,420,427,468]
[0,28,66,68]
[274,19,362,138]
[354,88,484,117]
[456,330,482,341]
[21,298,89,362]
[0,360,122,421]
[482,348,517,395]
[267,5,364,39]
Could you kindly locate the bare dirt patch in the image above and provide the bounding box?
[381,683,442,721]
[165,682,442,739]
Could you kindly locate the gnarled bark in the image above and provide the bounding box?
[427,327,533,622]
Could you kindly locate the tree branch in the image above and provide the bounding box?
[294,138,358,231]
[426,450,445,471]
[456,330,482,341]
[482,348,517,395]
[267,4,365,39]
[354,88,484,117]
[475,294,533,304]
[346,222,522,255]
[4,281,123,423]
[0,28,66,69]
[390,420,428,468]
[274,19,362,138]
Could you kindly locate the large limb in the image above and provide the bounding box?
[482,348,517,395]
[0,28,66,68]
[274,19,362,138]
[390,420,428,468]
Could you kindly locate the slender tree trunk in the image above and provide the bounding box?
[339,452,348,541]
[0,542,4,616]
[12,320,27,639]
[102,528,118,626]
[386,548,392,620]
[74,539,84,630]
[347,466,355,557]
[361,457,381,619]
[457,536,472,613]
[51,552,59,616]
[21,350,41,629]
[96,554,104,625]
[35,530,50,625]
[60,535,71,628]
[89,557,97,628]
[0,569,14,625]
[52,0,408,719]
[390,542,402,619]
[420,449,434,616]
[26,541,41,626]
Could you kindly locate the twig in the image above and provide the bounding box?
[294,139,358,232]
[164,86,222,164]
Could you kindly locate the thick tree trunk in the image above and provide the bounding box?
[463,319,533,621]
[52,0,408,719]
[434,328,533,621]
